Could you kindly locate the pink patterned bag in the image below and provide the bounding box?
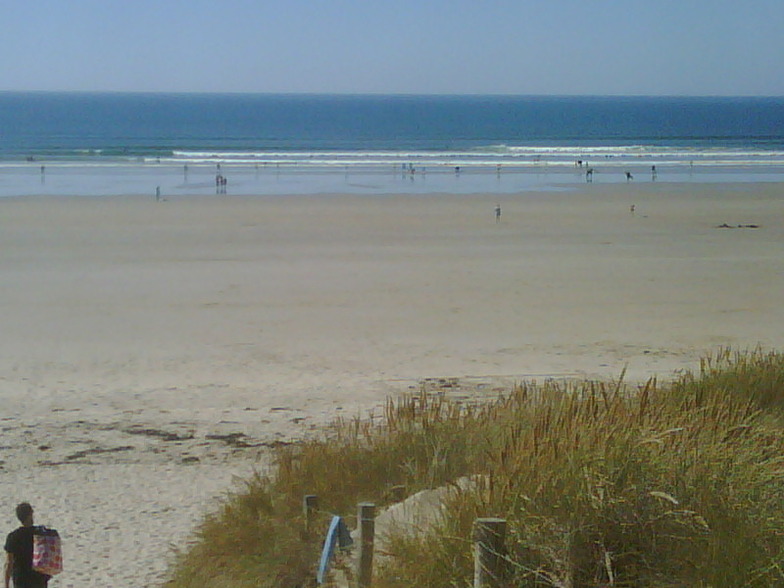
[32,526,63,576]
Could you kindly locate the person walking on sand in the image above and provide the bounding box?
[4,503,50,588]
[495,204,501,223]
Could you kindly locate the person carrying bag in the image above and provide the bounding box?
[4,504,62,588]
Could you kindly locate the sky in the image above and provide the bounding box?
[1,0,783,96]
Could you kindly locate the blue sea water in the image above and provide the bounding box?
[1,93,783,196]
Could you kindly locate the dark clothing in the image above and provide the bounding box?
[5,527,49,588]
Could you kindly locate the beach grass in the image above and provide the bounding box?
[164,349,784,587]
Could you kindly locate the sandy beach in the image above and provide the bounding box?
[2,183,783,586]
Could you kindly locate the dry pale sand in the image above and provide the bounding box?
[1,183,783,586]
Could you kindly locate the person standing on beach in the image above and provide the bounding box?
[4,503,50,588]
[495,204,501,223]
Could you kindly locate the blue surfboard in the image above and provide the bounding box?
[317,516,341,584]
[317,516,353,584]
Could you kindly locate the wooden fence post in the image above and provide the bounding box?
[356,502,376,588]
[303,495,319,536]
[473,518,507,588]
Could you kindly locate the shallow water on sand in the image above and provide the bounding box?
[2,161,784,198]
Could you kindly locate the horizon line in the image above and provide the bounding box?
[1,90,783,99]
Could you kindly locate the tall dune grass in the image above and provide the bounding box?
[165,349,784,587]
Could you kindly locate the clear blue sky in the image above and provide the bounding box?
[2,0,782,95]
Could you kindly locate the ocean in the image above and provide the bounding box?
[1,93,783,197]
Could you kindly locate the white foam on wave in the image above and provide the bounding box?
[5,142,784,174]
[165,146,784,168]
